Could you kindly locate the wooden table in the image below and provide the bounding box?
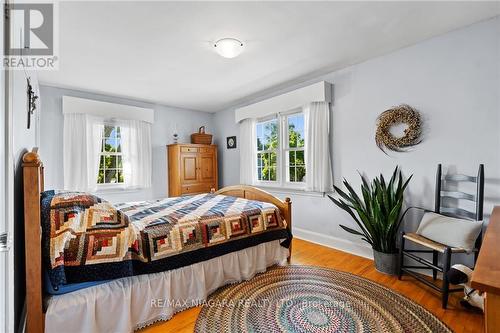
[471,207,500,333]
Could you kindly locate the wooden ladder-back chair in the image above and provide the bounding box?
[398,164,484,309]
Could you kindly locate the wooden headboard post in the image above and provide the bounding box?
[285,197,292,262]
[22,148,44,333]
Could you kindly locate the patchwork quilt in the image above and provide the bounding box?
[41,191,291,289]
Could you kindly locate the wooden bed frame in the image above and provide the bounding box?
[21,148,292,333]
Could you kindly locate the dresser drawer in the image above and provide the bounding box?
[181,183,214,195]
[181,147,198,153]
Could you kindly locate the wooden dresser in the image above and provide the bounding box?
[167,143,218,197]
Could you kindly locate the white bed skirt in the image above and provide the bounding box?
[45,240,289,333]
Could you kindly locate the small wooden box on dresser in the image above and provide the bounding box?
[167,143,218,197]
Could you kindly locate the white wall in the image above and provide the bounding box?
[39,86,214,202]
[213,108,241,187]
[12,72,39,166]
[213,17,500,260]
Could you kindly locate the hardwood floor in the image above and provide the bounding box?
[141,238,484,333]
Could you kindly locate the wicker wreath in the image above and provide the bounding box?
[375,104,422,153]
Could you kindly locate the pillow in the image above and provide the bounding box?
[416,212,483,252]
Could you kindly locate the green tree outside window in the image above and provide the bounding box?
[256,114,306,183]
[97,125,124,184]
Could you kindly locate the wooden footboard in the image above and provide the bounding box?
[214,185,292,261]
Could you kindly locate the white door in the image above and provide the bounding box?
[0,71,7,330]
[0,7,7,331]
[0,68,13,331]
[1,2,15,332]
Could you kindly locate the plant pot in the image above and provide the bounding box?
[373,250,399,275]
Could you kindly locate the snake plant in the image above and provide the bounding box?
[328,167,412,254]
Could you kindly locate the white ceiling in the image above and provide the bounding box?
[39,1,500,112]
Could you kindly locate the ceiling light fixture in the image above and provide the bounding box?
[213,38,244,59]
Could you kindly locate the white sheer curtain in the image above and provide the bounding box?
[63,114,104,192]
[304,102,332,192]
[120,119,152,189]
[239,118,257,185]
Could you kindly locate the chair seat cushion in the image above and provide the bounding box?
[415,212,483,252]
[403,233,466,253]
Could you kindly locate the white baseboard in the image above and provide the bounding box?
[293,227,374,260]
[293,228,441,278]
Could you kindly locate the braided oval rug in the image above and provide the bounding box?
[194,265,452,333]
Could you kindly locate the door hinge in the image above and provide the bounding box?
[4,3,10,20]
[0,232,11,252]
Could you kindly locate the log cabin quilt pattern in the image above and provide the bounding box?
[41,191,290,289]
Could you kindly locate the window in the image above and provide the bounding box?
[97,124,124,185]
[255,111,306,187]
[256,119,278,182]
[285,113,305,183]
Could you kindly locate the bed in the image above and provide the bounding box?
[22,148,292,333]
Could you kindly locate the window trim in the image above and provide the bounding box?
[254,109,305,190]
[95,182,126,191]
